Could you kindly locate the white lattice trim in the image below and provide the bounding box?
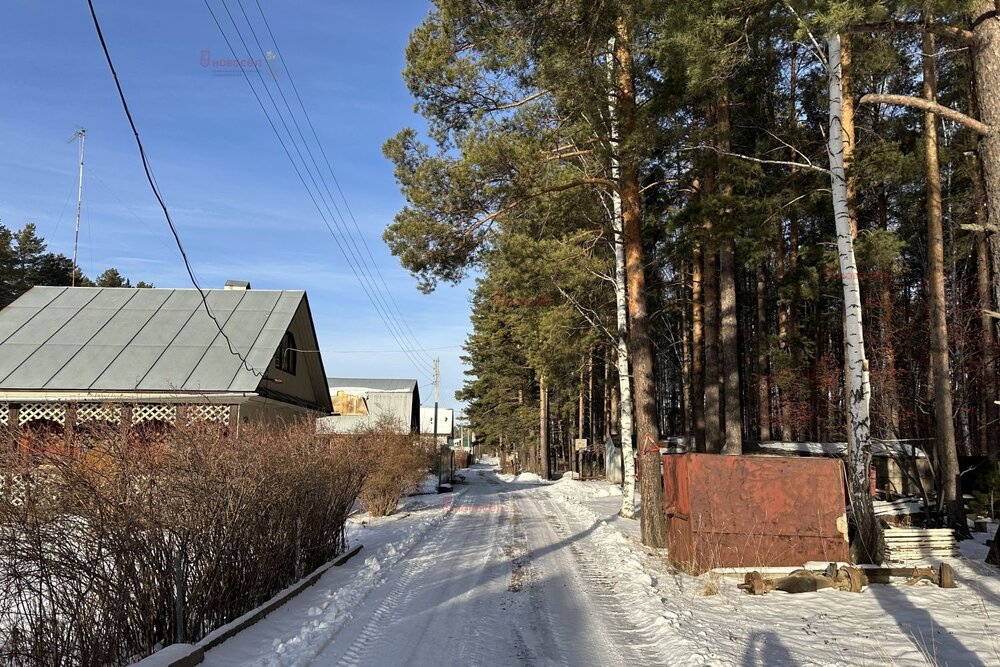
[18,403,66,426]
[0,474,28,507]
[0,406,7,426]
[186,404,231,424]
[77,404,122,424]
[131,404,177,425]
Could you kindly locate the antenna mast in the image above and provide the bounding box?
[68,128,86,286]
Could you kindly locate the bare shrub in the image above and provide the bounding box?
[354,418,434,518]
[0,418,365,666]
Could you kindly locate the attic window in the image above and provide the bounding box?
[274,331,297,375]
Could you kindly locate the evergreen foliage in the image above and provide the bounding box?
[0,220,146,307]
[386,1,1000,542]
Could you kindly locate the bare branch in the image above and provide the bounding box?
[555,285,615,344]
[961,223,1000,233]
[782,1,828,69]
[859,93,992,135]
[490,89,549,112]
[846,21,974,44]
[682,144,829,175]
[543,149,594,162]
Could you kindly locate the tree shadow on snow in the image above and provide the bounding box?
[740,631,798,667]
[870,582,987,666]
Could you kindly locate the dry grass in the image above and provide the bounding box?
[697,572,724,596]
[0,418,371,666]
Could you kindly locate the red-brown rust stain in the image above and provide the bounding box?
[662,453,850,574]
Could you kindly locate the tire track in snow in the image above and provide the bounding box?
[297,490,466,667]
[316,485,512,666]
[542,485,720,665]
[537,492,663,666]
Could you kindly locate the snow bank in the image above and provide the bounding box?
[410,473,439,496]
[497,471,550,484]
[545,475,1000,666]
[203,491,464,666]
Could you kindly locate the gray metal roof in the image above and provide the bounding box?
[0,286,306,393]
[326,378,418,393]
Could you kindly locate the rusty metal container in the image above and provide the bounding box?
[662,453,850,574]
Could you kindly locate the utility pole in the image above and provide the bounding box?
[68,128,86,287]
[433,358,440,448]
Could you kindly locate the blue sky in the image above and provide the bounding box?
[0,1,474,410]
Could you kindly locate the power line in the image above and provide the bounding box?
[85,165,175,251]
[86,0,263,377]
[323,345,463,354]
[228,0,433,368]
[249,0,434,366]
[202,0,433,379]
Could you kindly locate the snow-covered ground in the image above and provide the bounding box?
[203,465,1000,666]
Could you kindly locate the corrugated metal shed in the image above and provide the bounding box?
[319,378,420,434]
[0,286,306,394]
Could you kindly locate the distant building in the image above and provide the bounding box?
[420,406,453,446]
[318,378,421,434]
[0,284,333,435]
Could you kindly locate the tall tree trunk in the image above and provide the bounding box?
[780,44,799,442]
[877,187,902,440]
[976,227,996,454]
[616,17,664,545]
[840,31,861,445]
[971,1,1000,232]
[588,354,594,444]
[827,34,884,564]
[607,34,637,519]
[540,375,550,480]
[968,62,1000,459]
[841,32,860,238]
[703,232,722,453]
[717,93,743,454]
[703,141,723,453]
[603,349,610,441]
[692,245,706,451]
[776,219,794,441]
[922,27,962,528]
[757,263,771,441]
[681,267,693,439]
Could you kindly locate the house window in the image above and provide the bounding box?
[274,331,297,375]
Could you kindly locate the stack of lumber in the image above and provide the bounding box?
[884,528,959,561]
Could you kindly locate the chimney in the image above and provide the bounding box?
[224,280,251,291]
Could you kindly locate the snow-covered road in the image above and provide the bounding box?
[204,464,1000,666]
[205,465,664,666]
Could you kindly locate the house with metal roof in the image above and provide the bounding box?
[318,378,420,434]
[0,284,333,434]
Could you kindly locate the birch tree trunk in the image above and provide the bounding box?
[827,34,885,564]
[613,189,637,519]
[608,35,636,519]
